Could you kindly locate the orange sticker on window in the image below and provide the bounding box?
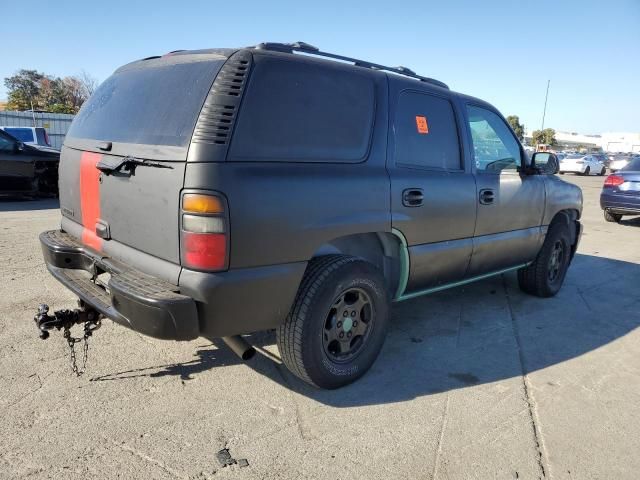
[415,115,429,134]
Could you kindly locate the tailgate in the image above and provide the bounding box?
[58,52,228,273]
[59,146,185,263]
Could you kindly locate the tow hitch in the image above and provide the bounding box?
[34,302,102,376]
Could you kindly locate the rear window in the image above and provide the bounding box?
[67,56,224,147]
[622,159,640,171]
[229,57,375,163]
[4,128,34,143]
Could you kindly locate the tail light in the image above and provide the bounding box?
[180,193,228,271]
[44,130,50,146]
[575,160,584,164]
[604,174,624,187]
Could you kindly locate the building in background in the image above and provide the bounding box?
[524,130,640,153]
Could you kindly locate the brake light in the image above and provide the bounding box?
[180,193,228,271]
[44,130,50,146]
[604,175,624,187]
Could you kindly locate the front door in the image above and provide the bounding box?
[464,104,545,277]
[389,89,477,294]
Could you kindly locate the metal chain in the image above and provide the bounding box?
[63,323,96,377]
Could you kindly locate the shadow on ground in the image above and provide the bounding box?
[0,197,59,212]
[91,253,640,406]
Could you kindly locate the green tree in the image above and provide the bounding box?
[506,115,525,141]
[4,69,95,113]
[531,128,557,146]
[4,69,44,110]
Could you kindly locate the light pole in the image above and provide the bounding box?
[541,79,550,131]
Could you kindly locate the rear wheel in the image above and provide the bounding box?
[276,255,390,389]
[583,166,591,176]
[599,167,606,176]
[604,210,622,223]
[518,219,572,297]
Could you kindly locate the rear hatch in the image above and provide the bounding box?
[60,52,228,280]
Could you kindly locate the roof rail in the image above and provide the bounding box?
[253,42,449,90]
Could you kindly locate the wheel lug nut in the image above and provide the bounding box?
[343,311,348,317]
[351,311,356,317]
[347,332,352,338]
[339,332,344,338]
[337,321,342,328]
[352,321,357,327]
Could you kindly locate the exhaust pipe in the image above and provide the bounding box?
[222,335,256,361]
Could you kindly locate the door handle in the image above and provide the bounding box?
[479,188,495,205]
[402,188,424,207]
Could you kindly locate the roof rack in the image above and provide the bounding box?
[253,42,449,90]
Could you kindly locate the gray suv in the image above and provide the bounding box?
[38,42,583,388]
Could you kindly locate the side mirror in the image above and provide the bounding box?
[531,152,559,175]
[13,141,24,153]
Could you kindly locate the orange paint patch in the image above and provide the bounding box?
[79,151,103,251]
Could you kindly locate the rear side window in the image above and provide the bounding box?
[67,57,224,147]
[229,58,375,162]
[35,128,48,146]
[394,91,461,170]
[4,128,34,143]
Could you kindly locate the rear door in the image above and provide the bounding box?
[464,104,545,276]
[59,53,227,281]
[389,89,476,293]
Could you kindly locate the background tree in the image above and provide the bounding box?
[4,69,98,113]
[5,69,44,110]
[506,115,525,141]
[531,128,557,146]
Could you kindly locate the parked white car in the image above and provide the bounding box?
[609,155,633,172]
[0,126,52,148]
[559,154,606,176]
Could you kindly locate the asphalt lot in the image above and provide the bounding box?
[1,174,638,480]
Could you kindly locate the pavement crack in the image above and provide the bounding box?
[111,440,185,479]
[503,277,550,479]
[431,392,450,480]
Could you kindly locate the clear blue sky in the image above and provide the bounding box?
[3,0,639,134]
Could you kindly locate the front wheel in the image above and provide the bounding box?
[599,167,606,176]
[277,255,390,389]
[518,219,572,297]
[583,166,591,176]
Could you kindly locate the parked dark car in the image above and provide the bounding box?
[601,158,640,222]
[0,129,59,196]
[37,42,583,388]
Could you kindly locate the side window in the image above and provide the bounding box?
[394,91,461,170]
[0,133,15,152]
[229,58,375,163]
[5,128,34,143]
[466,105,522,173]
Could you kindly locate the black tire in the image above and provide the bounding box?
[559,171,565,175]
[583,166,590,176]
[518,219,572,297]
[599,167,606,176]
[276,255,390,389]
[604,210,622,223]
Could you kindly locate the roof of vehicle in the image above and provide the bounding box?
[124,42,451,90]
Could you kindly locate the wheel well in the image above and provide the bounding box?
[549,209,580,258]
[312,232,403,295]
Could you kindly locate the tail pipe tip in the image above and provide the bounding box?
[222,335,256,361]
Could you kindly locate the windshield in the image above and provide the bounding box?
[67,56,224,147]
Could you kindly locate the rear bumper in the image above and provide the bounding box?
[40,230,308,340]
[600,192,640,215]
[40,230,199,340]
